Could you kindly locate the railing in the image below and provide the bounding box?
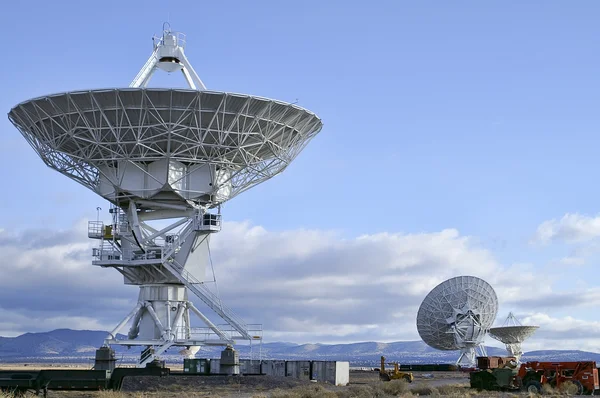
[173,324,263,343]
[89,208,250,340]
[155,31,186,49]
[91,210,220,263]
[93,241,122,261]
[88,221,104,239]
[163,255,251,339]
[93,231,183,264]
[110,220,252,339]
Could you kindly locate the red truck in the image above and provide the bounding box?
[517,361,599,395]
[470,360,599,395]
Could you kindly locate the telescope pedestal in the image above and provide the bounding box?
[456,344,487,368]
[91,204,260,366]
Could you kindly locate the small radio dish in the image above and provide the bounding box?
[489,312,539,363]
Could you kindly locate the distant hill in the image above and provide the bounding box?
[0,329,598,366]
[521,350,600,363]
[0,329,126,359]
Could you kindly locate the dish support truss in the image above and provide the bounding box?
[89,203,261,367]
[446,307,488,367]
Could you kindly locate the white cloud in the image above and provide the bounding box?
[517,313,600,352]
[208,222,596,346]
[0,219,598,352]
[555,256,586,266]
[0,220,136,335]
[532,213,600,245]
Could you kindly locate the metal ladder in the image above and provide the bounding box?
[162,225,252,341]
[139,342,175,367]
[163,260,251,340]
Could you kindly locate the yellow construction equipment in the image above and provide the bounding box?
[379,356,414,382]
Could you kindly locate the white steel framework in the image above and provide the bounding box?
[489,312,539,363]
[7,25,322,366]
[416,276,498,368]
[8,89,322,209]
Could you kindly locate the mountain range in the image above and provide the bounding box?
[1,329,599,367]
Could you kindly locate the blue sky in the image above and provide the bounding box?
[2,1,599,238]
[2,0,600,352]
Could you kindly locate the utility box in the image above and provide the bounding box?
[239,359,261,375]
[183,358,210,374]
[310,361,350,386]
[209,359,221,374]
[261,360,286,377]
[286,361,311,380]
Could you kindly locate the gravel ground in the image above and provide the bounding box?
[351,370,470,386]
[2,369,474,397]
[116,370,471,397]
[121,374,315,392]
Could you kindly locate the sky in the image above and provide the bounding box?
[1,0,600,355]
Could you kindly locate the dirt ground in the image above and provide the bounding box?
[0,365,586,397]
[4,366,582,397]
[352,370,470,386]
[0,369,482,398]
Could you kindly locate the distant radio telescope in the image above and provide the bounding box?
[416,276,498,367]
[8,24,323,366]
[489,312,539,363]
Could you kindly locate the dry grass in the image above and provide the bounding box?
[0,390,32,398]
[97,392,133,398]
[408,382,521,397]
[0,384,586,398]
[54,392,223,398]
[98,391,165,398]
[558,381,581,395]
[269,384,339,398]
[537,381,581,396]
[409,382,440,396]
[381,379,410,395]
[1,371,590,398]
[435,384,474,396]
[336,385,386,398]
[541,383,555,395]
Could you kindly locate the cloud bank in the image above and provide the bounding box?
[0,219,597,352]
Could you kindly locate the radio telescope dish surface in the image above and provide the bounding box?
[416,275,498,367]
[9,89,321,208]
[489,326,538,344]
[489,312,538,362]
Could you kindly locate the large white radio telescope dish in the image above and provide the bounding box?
[416,275,498,367]
[7,24,323,367]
